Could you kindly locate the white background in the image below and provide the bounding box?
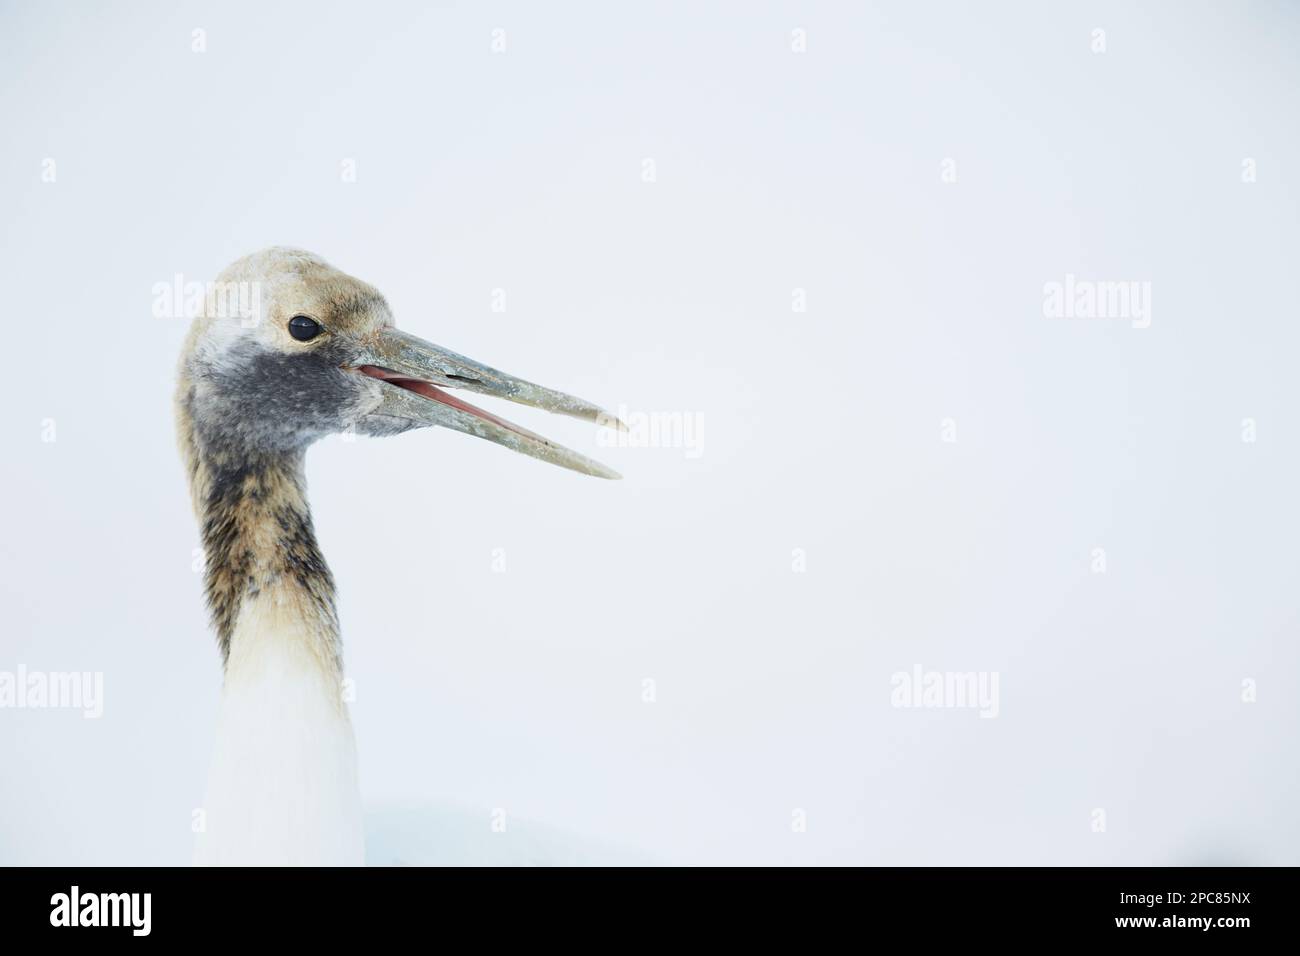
[1,0,1297,864]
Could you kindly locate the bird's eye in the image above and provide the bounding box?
[288,315,322,341]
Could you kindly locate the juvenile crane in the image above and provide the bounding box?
[176,248,620,865]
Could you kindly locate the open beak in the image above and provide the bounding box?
[351,327,624,479]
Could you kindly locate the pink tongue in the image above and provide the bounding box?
[358,365,546,442]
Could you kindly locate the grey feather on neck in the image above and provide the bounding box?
[176,377,340,672]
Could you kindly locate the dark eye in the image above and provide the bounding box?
[288,315,322,341]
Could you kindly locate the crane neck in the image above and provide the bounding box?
[177,376,363,865]
[191,445,341,675]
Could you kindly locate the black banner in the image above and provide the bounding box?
[0,867,1285,942]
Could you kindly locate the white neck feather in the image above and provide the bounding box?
[194,587,364,866]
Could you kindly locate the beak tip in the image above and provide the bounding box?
[597,410,630,433]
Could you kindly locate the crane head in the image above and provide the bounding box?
[175,247,622,478]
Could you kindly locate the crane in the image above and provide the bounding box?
[175,247,620,865]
